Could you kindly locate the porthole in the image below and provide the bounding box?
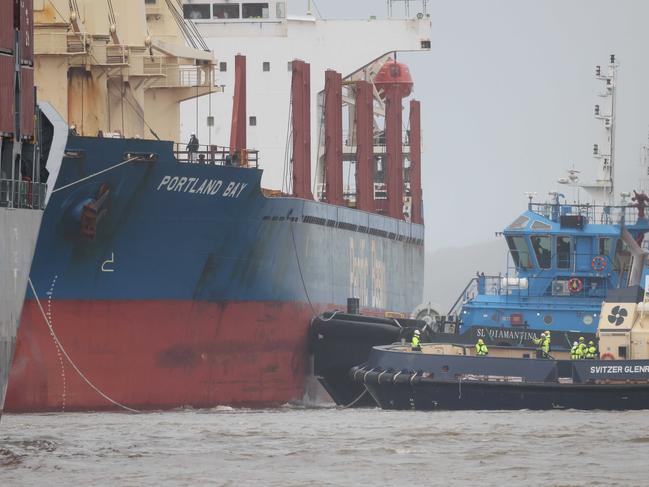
[543,314,553,325]
[583,315,594,325]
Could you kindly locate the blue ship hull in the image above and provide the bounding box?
[6,136,424,411]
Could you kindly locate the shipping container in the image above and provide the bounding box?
[0,0,14,54]
[0,54,15,135]
[20,65,34,137]
[20,0,33,64]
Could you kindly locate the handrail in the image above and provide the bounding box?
[0,179,47,210]
[446,277,479,316]
[174,143,259,168]
[528,202,646,225]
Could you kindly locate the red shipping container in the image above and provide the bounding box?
[0,0,14,54]
[20,65,34,137]
[0,54,15,135]
[20,0,33,64]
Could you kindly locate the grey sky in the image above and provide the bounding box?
[291,0,649,251]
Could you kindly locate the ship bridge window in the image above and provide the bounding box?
[506,236,532,269]
[276,2,286,18]
[531,235,552,269]
[213,3,240,19]
[557,236,572,269]
[183,4,211,19]
[613,239,631,272]
[242,3,269,19]
[599,237,611,257]
[508,215,529,230]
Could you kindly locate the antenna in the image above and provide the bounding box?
[524,192,537,209]
[640,131,649,193]
[558,166,581,203]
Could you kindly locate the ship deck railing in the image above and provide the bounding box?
[0,179,47,210]
[528,202,648,226]
[174,143,259,168]
[446,270,617,316]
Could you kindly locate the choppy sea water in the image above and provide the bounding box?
[1,405,648,487]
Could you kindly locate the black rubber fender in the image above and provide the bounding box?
[363,370,382,385]
[393,371,412,385]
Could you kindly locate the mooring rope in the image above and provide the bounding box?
[52,156,139,194]
[290,221,317,317]
[340,388,369,409]
[28,278,140,413]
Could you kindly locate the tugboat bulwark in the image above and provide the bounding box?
[352,286,649,410]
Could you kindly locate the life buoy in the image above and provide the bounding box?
[592,255,607,272]
[601,352,615,360]
[568,277,583,294]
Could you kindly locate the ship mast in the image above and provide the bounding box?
[585,54,618,205]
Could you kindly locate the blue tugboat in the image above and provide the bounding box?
[447,55,649,338]
[452,194,649,336]
[352,286,649,411]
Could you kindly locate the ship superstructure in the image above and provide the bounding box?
[0,0,47,419]
[181,0,431,190]
[6,0,427,411]
[443,56,649,337]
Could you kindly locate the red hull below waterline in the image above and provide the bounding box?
[5,300,320,412]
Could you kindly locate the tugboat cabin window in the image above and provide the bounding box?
[556,236,572,269]
[508,216,529,230]
[619,346,627,359]
[183,4,211,19]
[506,236,532,269]
[599,237,611,257]
[242,3,269,18]
[531,235,551,269]
[531,221,551,231]
[213,4,241,19]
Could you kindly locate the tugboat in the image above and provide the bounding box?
[445,54,649,337]
[352,284,649,411]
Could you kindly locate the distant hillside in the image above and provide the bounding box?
[422,239,507,313]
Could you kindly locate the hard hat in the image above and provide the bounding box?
[573,341,578,346]
[589,340,594,345]
[579,336,585,342]
[545,331,550,336]
[478,338,484,344]
[414,330,420,335]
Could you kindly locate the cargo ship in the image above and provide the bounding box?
[0,0,47,419]
[5,0,428,411]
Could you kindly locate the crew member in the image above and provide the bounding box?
[586,340,597,359]
[411,329,422,352]
[577,336,587,359]
[187,133,200,162]
[475,338,488,356]
[570,341,580,360]
[533,331,551,357]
